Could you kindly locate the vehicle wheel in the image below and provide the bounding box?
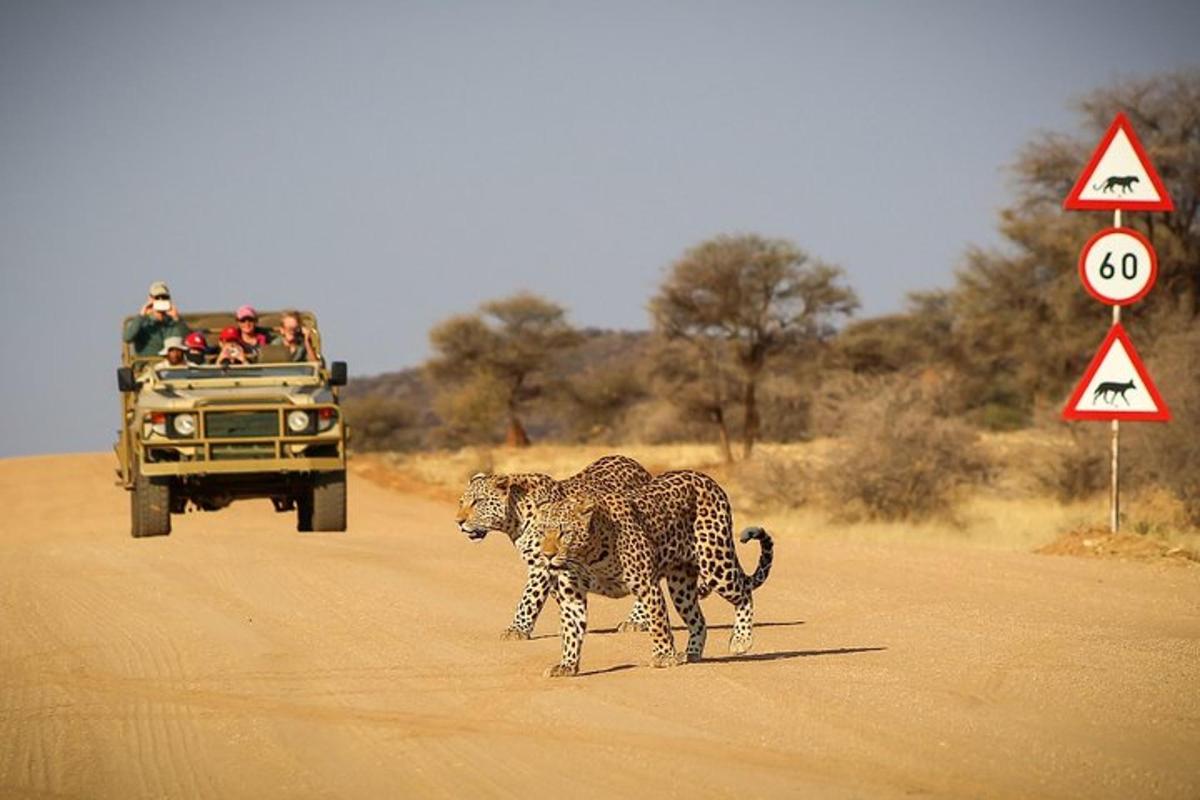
[296,487,314,532]
[310,471,346,532]
[131,469,172,538]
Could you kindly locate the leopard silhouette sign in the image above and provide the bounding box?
[1063,112,1173,212]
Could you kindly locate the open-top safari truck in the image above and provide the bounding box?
[115,310,349,537]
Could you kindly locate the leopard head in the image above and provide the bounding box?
[456,473,550,541]
[537,496,598,570]
[456,473,516,541]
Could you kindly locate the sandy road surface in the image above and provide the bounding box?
[1,454,1199,799]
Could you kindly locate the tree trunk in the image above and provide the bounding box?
[711,407,734,464]
[505,415,530,447]
[741,370,760,459]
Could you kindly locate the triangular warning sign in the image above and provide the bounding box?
[1062,322,1170,421]
[1063,112,1174,211]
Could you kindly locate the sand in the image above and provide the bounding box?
[1,453,1198,799]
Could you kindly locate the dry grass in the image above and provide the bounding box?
[364,433,1198,555]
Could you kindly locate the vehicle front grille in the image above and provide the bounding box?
[210,443,276,460]
[206,411,279,438]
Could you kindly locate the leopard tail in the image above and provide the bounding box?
[738,526,774,591]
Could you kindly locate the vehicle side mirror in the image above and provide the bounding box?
[117,366,139,393]
[329,361,348,387]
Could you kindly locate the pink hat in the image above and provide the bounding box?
[236,305,258,320]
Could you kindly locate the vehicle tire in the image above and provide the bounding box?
[296,486,314,532]
[310,471,347,532]
[131,468,172,538]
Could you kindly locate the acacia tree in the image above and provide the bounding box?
[649,337,741,463]
[426,293,580,446]
[651,234,859,457]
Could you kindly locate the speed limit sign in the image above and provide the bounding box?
[1078,227,1157,306]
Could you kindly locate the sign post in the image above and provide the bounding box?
[1062,115,1173,533]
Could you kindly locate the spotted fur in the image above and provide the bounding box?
[535,470,773,676]
[455,455,653,639]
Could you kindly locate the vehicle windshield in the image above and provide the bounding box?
[156,364,318,381]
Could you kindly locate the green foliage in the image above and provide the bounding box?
[650,233,858,456]
[425,293,581,446]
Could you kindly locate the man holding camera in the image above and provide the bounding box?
[123,281,190,356]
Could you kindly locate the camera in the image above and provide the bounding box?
[152,298,172,312]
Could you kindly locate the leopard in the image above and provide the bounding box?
[1093,175,1139,194]
[455,455,654,641]
[533,469,774,677]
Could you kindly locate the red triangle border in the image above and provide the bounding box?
[1063,112,1174,212]
[1061,322,1170,421]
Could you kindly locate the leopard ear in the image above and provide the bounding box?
[493,476,511,494]
[469,472,488,481]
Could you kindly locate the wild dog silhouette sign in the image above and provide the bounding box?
[1078,227,1157,306]
[1062,323,1170,421]
[1063,112,1173,211]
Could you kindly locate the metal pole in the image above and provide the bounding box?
[1111,208,1121,533]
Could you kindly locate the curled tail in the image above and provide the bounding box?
[738,526,774,590]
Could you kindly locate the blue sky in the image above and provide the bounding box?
[2,1,1198,456]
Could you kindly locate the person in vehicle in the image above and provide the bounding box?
[274,311,316,362]
[123,281,189,356]
[216,326,249,365]
[234,305,269,361]
[184,331,211,365]
[155,336,187,370]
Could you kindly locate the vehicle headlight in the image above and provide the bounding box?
[172,413,197,437]
[286,410,312,433]
[317,407,337,431]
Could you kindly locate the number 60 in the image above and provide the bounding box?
[1099,252,1138,280]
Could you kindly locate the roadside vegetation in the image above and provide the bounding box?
[345,69,1200,544]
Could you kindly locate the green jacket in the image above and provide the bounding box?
[123,314,190,356]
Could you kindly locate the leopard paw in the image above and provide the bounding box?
[729,635,752,655]
[544,663,578,678]
[649,652,684,669]
[616,620,649,634]
[500,627,531,641]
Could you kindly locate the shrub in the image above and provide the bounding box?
[1031,426,1110,502]
[822,387,990,521]
[342,396,421,452]
[1126,326,1200,525]
[732,453,814,512]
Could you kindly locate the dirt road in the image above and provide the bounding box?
[2,454,1198,799]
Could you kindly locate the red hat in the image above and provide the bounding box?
[185,332,207,350]
[219,326,240,343]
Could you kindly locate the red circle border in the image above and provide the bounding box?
[1077,226,1158,306]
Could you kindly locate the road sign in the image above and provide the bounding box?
[1063,112,1174,211]
[1078,227,1158,305]
[1062,322,1169,421]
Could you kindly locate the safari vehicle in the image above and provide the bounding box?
[115,310,348,537]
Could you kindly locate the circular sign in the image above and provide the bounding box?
[1078,227,1157,305]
